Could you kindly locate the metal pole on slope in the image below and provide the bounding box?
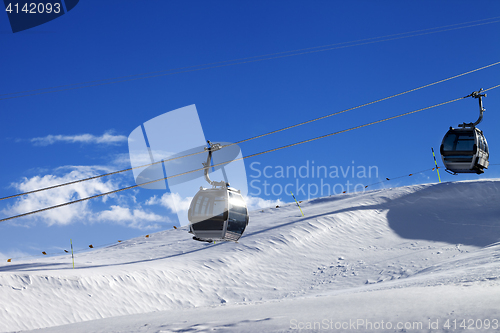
[70,239,75,269]
[431,147,442,183]
[290,191,304,216]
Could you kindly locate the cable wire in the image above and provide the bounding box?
[1,17,499,101]
[1,63,499,202]
[4,85,499,223]
[0,149,204,201]
[364,168,436,188]
[225,62,500,148]
[483,84,500,92]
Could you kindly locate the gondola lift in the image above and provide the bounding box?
[188,141,249,242]
[440,89,489,174]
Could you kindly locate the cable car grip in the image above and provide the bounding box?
[202,140,228,188]
[459,88,486,128]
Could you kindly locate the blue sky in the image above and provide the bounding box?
[1,1,500,259]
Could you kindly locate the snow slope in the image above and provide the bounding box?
[1,180,500,332]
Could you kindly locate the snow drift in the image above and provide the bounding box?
[1,179,500,332]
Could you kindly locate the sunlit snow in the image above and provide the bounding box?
[1,180,500,332]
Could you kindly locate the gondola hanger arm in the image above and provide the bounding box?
[459,88,486,128]
[203,140,227,188]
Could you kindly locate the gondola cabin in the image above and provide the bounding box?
[440,89,490,175]
[187,140,249,242]
[440,127,489,174]
[188,187,249,242]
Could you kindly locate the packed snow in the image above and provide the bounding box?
[1,179,500,332]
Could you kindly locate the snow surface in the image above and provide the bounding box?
[1,180,500,332]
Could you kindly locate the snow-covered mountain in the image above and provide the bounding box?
[1,180,500,333]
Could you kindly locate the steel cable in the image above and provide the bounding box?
[4,85,500,223]
[1,17,499,101]
[1,64,498,202]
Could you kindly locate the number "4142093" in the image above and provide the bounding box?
[5,2,61,14]
[444,318,499,330]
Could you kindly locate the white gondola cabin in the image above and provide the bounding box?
[188,141,249,242]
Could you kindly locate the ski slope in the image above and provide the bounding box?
[1,179,500,332]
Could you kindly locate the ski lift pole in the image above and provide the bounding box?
[290,191,304,216]
[431,147,441,183]
[70,239,75,269]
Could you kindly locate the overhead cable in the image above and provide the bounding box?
[1,16,499,101]
[2,84,499,223]
[1,65,499,202]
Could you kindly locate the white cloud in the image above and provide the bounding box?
[111,153,138,168]
[145,192,192,213]
[30,131,127,146]
[97,205,167,229]
[2,167,118,226]
[243,195,286,212]
[1,166,166,230]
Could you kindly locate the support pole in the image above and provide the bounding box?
[431,147,441,183]
[70,239,75,269]
[290,191,304,216]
